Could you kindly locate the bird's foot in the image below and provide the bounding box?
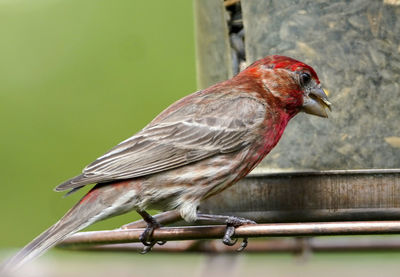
[223,216,256,252]
[137,210,167,253]
[196,213,256,251]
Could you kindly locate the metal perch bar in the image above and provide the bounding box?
[59,221,400,248]
[59,237,400,253]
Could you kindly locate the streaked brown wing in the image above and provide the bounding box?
[55,92,266,191]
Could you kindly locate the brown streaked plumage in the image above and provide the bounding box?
[1,55,331,272]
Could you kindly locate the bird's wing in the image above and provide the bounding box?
[55,92,266,191]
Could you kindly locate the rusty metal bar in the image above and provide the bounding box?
[247,168,400,177]
[62,237,400,253]
[59,221,400,248]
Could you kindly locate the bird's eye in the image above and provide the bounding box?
[300,72,311,86]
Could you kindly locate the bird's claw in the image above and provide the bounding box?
[140,241,156,254]
[139,220,166,252]
[139,224,158,246]
[222,216,256,251]
[139,238,166,253]
[222,225,238,246]
[237,238,248,252]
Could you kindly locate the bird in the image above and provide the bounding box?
[1,55,331,272]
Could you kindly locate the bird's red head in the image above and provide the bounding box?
[241,55,331,118]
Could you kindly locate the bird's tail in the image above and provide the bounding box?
[1,181,139,274]
[1,213,88,273]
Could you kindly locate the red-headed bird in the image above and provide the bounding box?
[2,55,331,271]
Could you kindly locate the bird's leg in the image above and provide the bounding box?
[136,210,166,253]
[196,213,256,251]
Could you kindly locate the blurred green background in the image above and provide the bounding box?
[0,0,196,247]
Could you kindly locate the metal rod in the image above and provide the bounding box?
[64,237,400,253]
[59,221,400,248]
[247,167,400,177]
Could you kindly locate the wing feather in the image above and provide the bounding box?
[55,93,266,191]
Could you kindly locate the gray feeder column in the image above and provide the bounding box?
[241,0,400,171]
[194,0,233,89]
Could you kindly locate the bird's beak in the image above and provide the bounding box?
[302,86,332,118]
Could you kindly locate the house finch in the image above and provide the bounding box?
[2,55,331,271]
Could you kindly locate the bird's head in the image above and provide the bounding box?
[242,55,331,118]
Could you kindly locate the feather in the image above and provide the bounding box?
[55,93,266,191]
